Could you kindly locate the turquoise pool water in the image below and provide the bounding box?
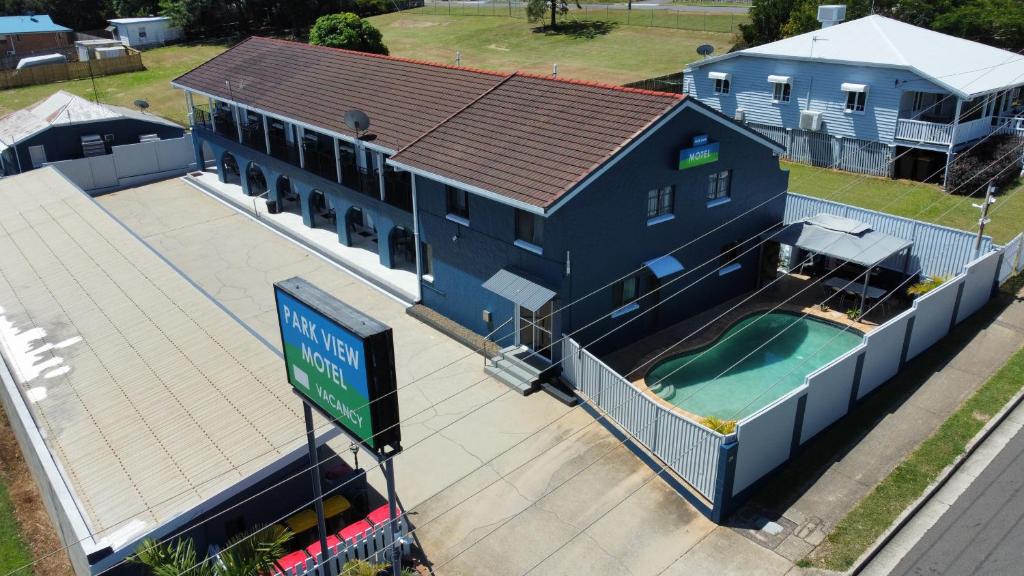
[644,312,863,421]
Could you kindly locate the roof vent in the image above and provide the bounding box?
[817,5,846,28]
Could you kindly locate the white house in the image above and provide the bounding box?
[107,16,181,48]
[683,9,1024,184]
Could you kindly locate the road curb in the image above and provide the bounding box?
[847,380,1024,575]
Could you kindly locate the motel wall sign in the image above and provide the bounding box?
[274,277,401,453]
[678,133,719,170]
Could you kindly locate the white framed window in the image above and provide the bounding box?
[646,185,674,223]
[706,170,731,202]
[842,83,868,113]
[772,82,791,102]
[709,72,731,95]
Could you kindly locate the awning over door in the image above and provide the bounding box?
[643,254,685,279]
[482,268,556,312]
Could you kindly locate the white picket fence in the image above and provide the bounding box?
[747,122,895,177]
[271,516,411,576]
[999,232,1024,284]
[561,337,728,501]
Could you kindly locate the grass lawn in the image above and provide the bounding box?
[785,162,1024,244]
[369,12,736,84]
[0,44,227,127]
[0,479,32,574]
[809,336,1024,570]
[404,7,747,33]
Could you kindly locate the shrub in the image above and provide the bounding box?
[845,308,862,321]
[907,275,949,298]
[946,134,1023,195]
[700,415,737,434]
[309,13,389,55]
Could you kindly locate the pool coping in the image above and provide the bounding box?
[628,302,872,423]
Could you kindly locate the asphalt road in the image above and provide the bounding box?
[888,422,1024,576]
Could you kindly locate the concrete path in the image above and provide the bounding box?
[861,400,1024,576]
[97,179,788,575]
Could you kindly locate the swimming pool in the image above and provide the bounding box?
[644,312,863,421]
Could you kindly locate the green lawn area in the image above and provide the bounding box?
[399,6,746,33]
[0,480,32,574]
[785,162,1024,244]
[0,44,227,127]
[809,340,1024,570]
[369,12,735,84]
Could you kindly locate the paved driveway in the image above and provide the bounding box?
[97,179,788,575]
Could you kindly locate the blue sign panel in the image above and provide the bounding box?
[679,142,720,170]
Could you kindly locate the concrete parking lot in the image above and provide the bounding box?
[96,178,792,575]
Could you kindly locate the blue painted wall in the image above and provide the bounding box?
[416,102,789,355]
[683,56,948,144]
[6,118,183,174]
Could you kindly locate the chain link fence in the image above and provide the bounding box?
[402,0,749,33]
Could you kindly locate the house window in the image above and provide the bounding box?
[706,170,731,202]
[613,276,640,308]
[137,26,147,39]
[515,209,544,252]
[844,88,868,113]
[772,82,791,103]
[445,185,470,222]
[719,241,742,275]
[421,242,433,279]
[714,78,731,95]
[646,185,674,221]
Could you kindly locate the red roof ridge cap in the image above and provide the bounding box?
[251,36,507,77]
[512,70,685,99]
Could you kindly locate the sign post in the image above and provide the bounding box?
[274,277,402,575]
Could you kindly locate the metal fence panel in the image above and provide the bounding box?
[906,273,965,360]
[957,250,1002,323]
[733,388,803,495]
[998,232,1024,284]
[859,308,914,398]
[800,346,863,443]
[561,336,724,501]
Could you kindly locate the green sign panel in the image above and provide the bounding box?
[274,278,400,452]
[678,142,720,170]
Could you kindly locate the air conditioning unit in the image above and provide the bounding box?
[817,5,847,27]
[734,108,746,123]
[799,110,823,131]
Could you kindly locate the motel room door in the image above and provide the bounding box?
[517,301,553,361]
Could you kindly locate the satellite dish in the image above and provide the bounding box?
[697,44,714,58]
[345,109,370,134]
[133,99,150,112]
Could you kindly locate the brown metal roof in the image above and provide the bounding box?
[172,36,507,151]
[174,37,684,209]
[391,73,683,209]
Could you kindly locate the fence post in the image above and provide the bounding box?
[710,440,738,522]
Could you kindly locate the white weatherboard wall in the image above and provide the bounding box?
[733,388,803,495]
[956,250,1001,324]
[906,274,964,360]
[801,345,863,443]
[859,309,914,399]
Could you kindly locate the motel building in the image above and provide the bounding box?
[174,37,790,391]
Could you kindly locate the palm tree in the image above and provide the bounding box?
[130,525,292,576]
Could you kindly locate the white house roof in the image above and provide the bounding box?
[0,90,179,151]
[108,16,171,24]
[690,15,1024,99]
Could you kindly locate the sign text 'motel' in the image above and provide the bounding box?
[679,133,719,170]
[274,277,400,453]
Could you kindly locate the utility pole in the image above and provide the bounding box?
[973,182,997,257]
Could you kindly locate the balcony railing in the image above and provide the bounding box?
[993,115,1024,138]
[192,104,213,131]
[894,118,955,145]
[895,115,1023,146]
[268,136,301,167]
[303,146,338,182]
[241,121,266,151]
[383,170,413,212]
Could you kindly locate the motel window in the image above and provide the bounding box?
[646,185,674,221]
[421,242,433,279]
[515,209,544,250]
[719,241,742,275]
[772,82,791,103]
[706,170,731,201]
[714,78,731,95]
[843,87,868,113]
[613,276,640,308]
[445,185,470,222]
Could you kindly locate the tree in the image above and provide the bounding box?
[110,0,161,17]
[130,525,292,576]
[526,0,581,30]
[309,12,388,55]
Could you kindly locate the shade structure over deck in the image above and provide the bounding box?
[772,214,913,268]
[482,268,556,312]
